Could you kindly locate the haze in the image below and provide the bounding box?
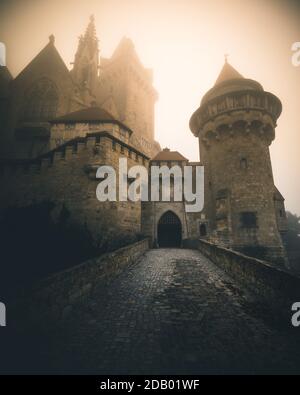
[0,0,299,214]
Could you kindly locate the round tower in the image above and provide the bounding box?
[189,60,286,265]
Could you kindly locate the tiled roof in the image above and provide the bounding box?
[151,148,188,162]
[52,107,115,122]
[51,107,133,133]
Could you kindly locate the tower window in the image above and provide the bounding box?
[199,223,207,237]
[240,212,257,228]
[240,158,248,169]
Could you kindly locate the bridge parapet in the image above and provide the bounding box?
[196,239,300,317]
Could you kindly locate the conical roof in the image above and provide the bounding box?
[201,61,263,105]
[214,61,244,86]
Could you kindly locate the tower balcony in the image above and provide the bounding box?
[190,89,282,139]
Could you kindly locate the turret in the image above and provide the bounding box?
[189,59,287,266]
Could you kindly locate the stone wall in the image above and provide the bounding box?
[200,130,286,265]
[11,238,149,327]
[141,161,204,246]
[97,40,157,143]
[195,239,300,315]
[0,131,149,244]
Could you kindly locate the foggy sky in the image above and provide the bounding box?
[0,0,299,215]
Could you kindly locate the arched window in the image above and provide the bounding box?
[23,79,58,121]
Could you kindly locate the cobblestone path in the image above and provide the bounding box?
[33,249,300,374]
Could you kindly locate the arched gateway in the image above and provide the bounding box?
[157,211,182,248]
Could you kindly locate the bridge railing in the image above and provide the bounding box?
[9,238,149,330]
[195,238,300,318]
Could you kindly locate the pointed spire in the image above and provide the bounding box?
[83,15,97,42]
[214,60,244,86]
[71,16,100,96]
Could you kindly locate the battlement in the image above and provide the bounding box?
[0,131,150,178]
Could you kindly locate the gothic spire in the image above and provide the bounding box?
[84,15,97,41]
[72,16,100,96]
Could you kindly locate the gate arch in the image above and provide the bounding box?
[157,210,182,248]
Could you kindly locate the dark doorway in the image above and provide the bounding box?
[157,211,182,248]
[199,223,207,237]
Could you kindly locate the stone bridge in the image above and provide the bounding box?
[4,246,300,374]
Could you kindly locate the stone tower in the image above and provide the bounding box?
[97,37,158,142]
[71,15,99,99]
[189,60,287,265]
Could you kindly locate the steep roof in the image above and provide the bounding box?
[200,60,263,106]
[151,148,188,162]
[112,37,135,59]
[214,61,244,86]
[14,36,71,83]
[51,106,133,134]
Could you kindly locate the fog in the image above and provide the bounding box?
[0,0,299,214]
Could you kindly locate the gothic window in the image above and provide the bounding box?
[240,212,257,228]
[23,79,58,121]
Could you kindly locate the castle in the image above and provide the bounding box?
[0,17,288,266]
